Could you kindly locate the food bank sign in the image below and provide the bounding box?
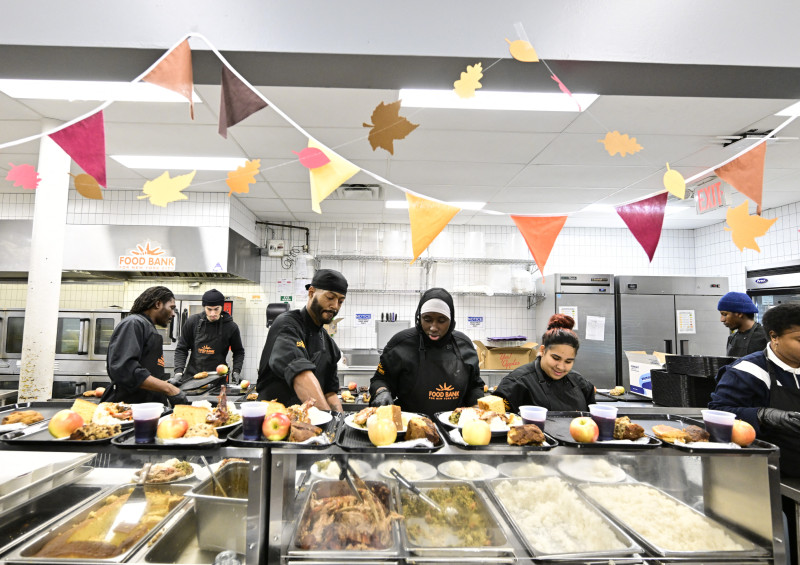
[119,241,176,271]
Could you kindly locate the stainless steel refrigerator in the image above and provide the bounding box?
[535,274,616,388]
[746,260,800,319]
[615,275,729,389]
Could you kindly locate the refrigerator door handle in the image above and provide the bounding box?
[664,339,673,354]
[679,340,689,355]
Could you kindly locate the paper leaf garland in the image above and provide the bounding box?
[506,38,538,62]
[49,111,107,187]
[362,100,419,155]
[724,200,777,252]
[218,65,268,138]
[598,131,644,157]
[226,159,261,196]
[143,39,195,119]
[406,193,461,264]
[293,147,330,169]
[6,163,40,189]
[137,171,196,207]
[663,163,686,199]
[510,215,568,279]
[306,138,360,213]
[616,192,668,261]
[454,62,484,98]
[550,73,581,111]
[715,142,766,215]
[72,173,103,200]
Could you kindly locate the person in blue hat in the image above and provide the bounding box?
[718,291,768,358]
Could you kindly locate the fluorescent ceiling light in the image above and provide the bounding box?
[111,155,247,171]
[399,88,597,112]
[385,200,485,210]
[0,79,202,103]
[776,101,800,116]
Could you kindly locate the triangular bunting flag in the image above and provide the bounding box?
[143,39,195,119]
[615,192,668,261]
[218,66,268,138]
[49,111,107,187]
[406,193,460,264]
[510,215,568,279]
[307,138,360,213]
[715,142,766,215]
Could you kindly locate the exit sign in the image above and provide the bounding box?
[695,181,725,214]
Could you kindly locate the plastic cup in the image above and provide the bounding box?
[519,405,547,431]
[701,409,735,443]
[131,403,163,444]
[241,402,268,441]
[589,404,618,441]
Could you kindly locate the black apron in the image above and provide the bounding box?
[101,330,168,405]
[403,336,469,416]
[185,319,227,375]
[528,359,589,412]
[761,354,800,477]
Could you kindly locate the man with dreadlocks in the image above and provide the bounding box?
[101,286,188,405]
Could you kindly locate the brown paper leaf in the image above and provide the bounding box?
[362,100,419,155]
[73,173,103,199]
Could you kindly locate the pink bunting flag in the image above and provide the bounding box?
[615,192,668,262]
[6,163,40,189]
[219,66,268,138]
[551,73,581,112]
[49,111,107,187]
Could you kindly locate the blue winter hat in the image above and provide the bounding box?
[717,292,758,314]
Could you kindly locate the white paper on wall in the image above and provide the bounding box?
[585,316,605,341]
[677,310,696,334]
[558,306,579,330]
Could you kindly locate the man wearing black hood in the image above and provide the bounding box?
[369,288,484,416]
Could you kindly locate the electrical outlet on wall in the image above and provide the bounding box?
[267,239,285,257]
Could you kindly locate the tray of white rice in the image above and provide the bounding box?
[578,483,769,558]
[486,477,642,560]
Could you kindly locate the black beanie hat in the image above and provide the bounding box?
[305,269,348,295]
[202,289,225,306]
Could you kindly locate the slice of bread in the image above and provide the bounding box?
[172,405,211,428]
[477,395,505,415]
[376,405,402,430]
[70,398,99,425]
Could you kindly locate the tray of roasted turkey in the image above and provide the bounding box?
[2,483,191,563]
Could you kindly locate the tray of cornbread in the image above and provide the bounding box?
[3,483,190,563]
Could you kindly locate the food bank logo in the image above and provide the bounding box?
[119,241,176,271]
[428,382,460,401]
[198,345,215,354]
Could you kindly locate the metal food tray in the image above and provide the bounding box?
[226,416,338,449]
[395,479,514,558]
[544,411,662,449]
[336,420,446,452]
[286,478,401,560]
[595,390,647,402]
[110,428,228,449]
[3,483,192,564]
[1,422,127,448]
[0,402,74,429]
[577,482,770,559]
[434,414,558,451]
[632,413,778,454]
[485,476,643,560]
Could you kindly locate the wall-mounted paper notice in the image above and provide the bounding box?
[277,279,292,296]
[677,310,697,334]
[585,316,605,341]
[467,316,485,329]
[558,306,578,330]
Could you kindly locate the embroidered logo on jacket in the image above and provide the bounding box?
[377,363,385,375]
[296,340,306,349]
[198,345,215,354]
[428,382,460,401]
[157,356,165,367]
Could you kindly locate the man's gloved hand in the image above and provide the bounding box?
[757,407,800,434]
[229,372,241,386]
[167,373,183,387]
[167,390,189,406]
[370,389,393,407]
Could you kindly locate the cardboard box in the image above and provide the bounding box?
[625,351,665,398]
[473,341,538,371]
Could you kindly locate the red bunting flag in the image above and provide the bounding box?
[218,66,268,138]
[143,39,195,119]
[510,215,568,280]
[715,142,766,215]
[615,192,668,261]
[49,111,107,187]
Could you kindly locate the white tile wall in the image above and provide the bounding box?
[0,193,36,219]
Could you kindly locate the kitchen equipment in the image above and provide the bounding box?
[107,462,151,535]
[200,456,227,497]
[266,302,290,328]
[746,260,800,318]
[376,320,410,350]
[179,372,226,392]
[390,468,442,512]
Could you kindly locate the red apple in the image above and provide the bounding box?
[48,410,84,438]
[462,419,492,445]
[157,417,189,439]
[239,380,250,390]
[347,381,357,392]
[216,364,229,376]
[94,387,105,398]
[731,419,756,447]
[263,412,292,441]
[569,416,599,443]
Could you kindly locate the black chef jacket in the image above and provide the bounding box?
[256,308,341,406]
[726,322,768,358]
[495,357,595,413]
[102,313,168,404]
[173,311,245,377]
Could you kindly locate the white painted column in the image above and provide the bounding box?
[18,120,71,401]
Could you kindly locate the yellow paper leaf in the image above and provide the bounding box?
[362,100,419,155]
[453,62,483,98]
[226,159,261,196]
[406,193,461,263]
[598,131,643,157]
[505,38,539,62]
[663,163,686,199]
[724,200,777,252]
[307,139,360,213]
[137,171,196,207]
[72,173,103,200]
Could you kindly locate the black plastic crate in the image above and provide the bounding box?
[651,370,716,408]
[664,355,707,377]
[704,355,737,377]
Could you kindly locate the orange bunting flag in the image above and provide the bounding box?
[219,66,268,138]
[138,170,196,207]
[615,192,668,261]
[724,200,777,252]
[49,111,107,187]
[6,163,40,189]
[306,138,360,213]
[715,142,766,215]
[406,193,461,264]
[510,215,568,280]
[226,159,260,196]
[143,39,195,119]
[71,173,103,200]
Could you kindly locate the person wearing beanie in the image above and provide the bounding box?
[171,288,245,387]
[256,269,348,412]
[368,288,485,416]
[717,291,768,358]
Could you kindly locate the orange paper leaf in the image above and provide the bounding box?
[73,173,103,199]
[137,171,196,207]
[598,131,644,157]
[724,200,777,252]
[362,100,419,155]
[453,62,483,98]
[226,159,260,196]
[6,163,40,189]
[505,38,538,62]
[406,193,461,263]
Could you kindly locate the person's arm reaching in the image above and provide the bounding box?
[325,391,343,413]
[292,371,332,410]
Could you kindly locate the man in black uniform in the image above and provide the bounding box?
[718,291,768,358]
[102,286,188,406]
[256,269,346,412]
[170,289,245,386]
